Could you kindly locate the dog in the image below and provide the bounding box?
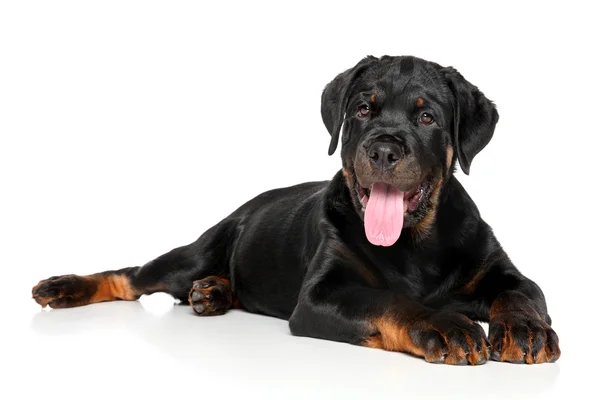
[32,55,560,365]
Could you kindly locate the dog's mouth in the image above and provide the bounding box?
[354,178,432,247]
[356,181,429,213]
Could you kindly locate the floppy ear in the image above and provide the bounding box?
[442,67,499,175]
[321,56,378,155]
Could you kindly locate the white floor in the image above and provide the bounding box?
[5,290,591,400]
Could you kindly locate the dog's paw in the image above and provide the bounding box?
[32,275,96,308]
[489,312,560,364]
[188,276,232,316]
[412,312,490,365]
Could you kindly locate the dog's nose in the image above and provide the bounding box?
[368,141,403,170]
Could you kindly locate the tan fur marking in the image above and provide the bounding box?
[534,344,552,364]
[525,331,535,364]
[500,327,526,362]
[361,334,384,349]
[364,318,444,363]
[363,317,424,356]
[370,93,376,103]
[534,350,549,363]
[495,321,556,364]
[32,295,53,308]
[444,346,467,365]
[412,175,444,239]
[32,273,163,308]
[363,315,488,365]
[462,269,487,294]
[342,167,355,190]
[416,97,424,107]
[446,146,454,171]
[392,159,407,175]
[463,334,482,365]
[411,146,453,240]
[90,275,138,303]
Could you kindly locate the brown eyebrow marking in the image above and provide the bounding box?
[370,93,376,103]
[416,97,424,107]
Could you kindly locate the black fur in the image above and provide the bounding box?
[32,56,559,365]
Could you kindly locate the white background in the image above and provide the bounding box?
[1,1,599,399]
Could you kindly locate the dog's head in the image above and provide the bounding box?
[322,56,498,246]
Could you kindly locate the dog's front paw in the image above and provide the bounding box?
[489,312,560,364]
[413,312,490,365]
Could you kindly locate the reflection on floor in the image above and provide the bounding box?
[16,293,561,400]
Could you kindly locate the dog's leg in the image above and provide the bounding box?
[32,220,237,309]
[288,238,489,366]
[443,228,561,364]
[460,260,561,364]
[487,285,560,364]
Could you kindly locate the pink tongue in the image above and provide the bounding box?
[364,183,405,246]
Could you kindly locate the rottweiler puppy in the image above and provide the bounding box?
[32,56,560,365]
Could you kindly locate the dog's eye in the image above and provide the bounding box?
[357,105,370,118]
[419,112,434,125]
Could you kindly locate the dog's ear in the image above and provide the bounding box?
[442,67,499,175]
[322,56,378,155]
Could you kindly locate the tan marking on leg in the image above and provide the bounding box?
[534,348,549,363]
[500,328,525,362]
[464,333,483,365]
[361,334,384,349]
[444,346,467,365]
[90,275,139,303]
[525,330,534,364]
[362,317,425,357]
[32,295,53,308]
[461,269,487,294]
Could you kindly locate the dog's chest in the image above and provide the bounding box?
[374,250,451,301]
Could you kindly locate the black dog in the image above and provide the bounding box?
[32,56,560,365]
